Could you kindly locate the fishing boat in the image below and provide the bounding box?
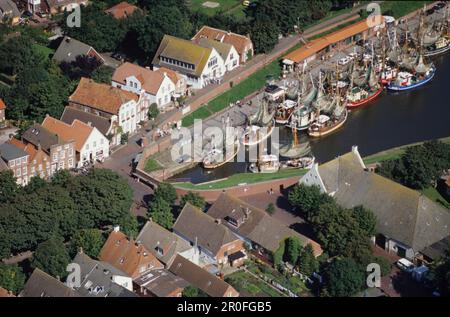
[242,98,275,146]
[280,156,315,170]
[289,75,318,131]
[249,154,280,173]
[275,100,297,125]
[387,55,436,91]
[346,63,383,108]
[424,36,450,56]
[202,141,240,169]
[307,110,347,138]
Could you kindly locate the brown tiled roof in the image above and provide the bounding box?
[169,255,239,297]
[284,16,384,64]
[112,62,165,95]
[192,26,252,58]
[61,106,112,136]
[0,98,5,110]
[0,287,15,297]
[134,269,189,297]
[155,67,183,85]
[69,78,139,115]
[22,123,65,154]
[99,230,164,279]
[207,193,323,256]
[173,203,241,256]
[41,116,92,152]
[105,1,140,19]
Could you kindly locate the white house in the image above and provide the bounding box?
[112,62,175,111]
[197,37,240,72]
[42,116,110,167]
[69,78,144,146]
[152,35,226,89]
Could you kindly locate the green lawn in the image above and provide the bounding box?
[225,270,282,297]
[144,158,163,173]
[186,0,249,19]
[422,187,450,210]
[380,1,433,18]
[32,43,54,60]
[174,168,308,190]
[182,59,281,127]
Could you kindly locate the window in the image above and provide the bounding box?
[38,164,42,171]
[31,166,35,174]
[22,157,27,164]
[9,160,14,167]
[208,57,217,68]
[16,168,21,177]
[23,166,27,175]
[60,150,65,159]
[86,143,89,150]
[68,148,73,157]
[93,141,97,148]
[53,153,58,162]
[68,159,73,168]
[59,161,64,170]
[16,159,21,166]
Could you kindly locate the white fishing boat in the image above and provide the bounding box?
[275,100,297,125]
[249,154,280,173]
[280,156,315,170]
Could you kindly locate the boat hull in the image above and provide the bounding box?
[346,86,383,108]
[387,69,436,92]
[202,143,240,169]
[424,44,450,57]
[307,110,348,138]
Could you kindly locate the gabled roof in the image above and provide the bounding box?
[134,269,189,297]
[155,67,183,85]
[197,37,233,61]
[22,123,66,153]
[136,220,192,266]
[53,36,100,64]
[71,252,137,297]
[69,78,139,115]
[8,138,44,163]
[152,35,213,77]
[41,116,93,152]
[99,230,164,279]
[0,98,6,110]
[207,193,323,256]
[169,255,238,297]
[0,287,15,297]
[0,142,27,161]
[61,106,112,136]
[421,235,450,261]
[284,16,384,64]
[105,1,140,19]
[112,62,166,95]
[192,26,252,57]
[0,0,20,19]
[20,268,80,297]
[173,203,241,255]
[315,147,450,252]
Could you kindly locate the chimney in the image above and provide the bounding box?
[113,225,120,232]
[87,121,92,127]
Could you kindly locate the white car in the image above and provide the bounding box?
[338,57,351,65]
[396,258,415,272]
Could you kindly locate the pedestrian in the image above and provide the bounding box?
[270,188,274,195]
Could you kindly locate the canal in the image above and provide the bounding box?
[172,54,450,184]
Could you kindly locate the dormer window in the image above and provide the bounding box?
[155,246,164,256]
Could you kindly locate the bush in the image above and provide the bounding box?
[120,132,129,145]
[148,103,159,120]
[266,203,275,215]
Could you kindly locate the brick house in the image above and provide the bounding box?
[69,78,144,146]
[0,142,29,186]
[192,26,254,64]
[21,123,76,176]
[173,203,245,267]
[99,227,164,279]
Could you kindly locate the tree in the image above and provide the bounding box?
[298,244,318,276]
[59,55,103,81]
[285,236,302,265]
[180,192,205,210]
[69,169,133,229]
[0,170,19,203]
[23,176,48,194]
[148,196,174,230]
[272,240,286,270]
[249,20,279,54]
[90,65,114,84]
[265,203,275,215]
[323,257,365,297]
[118,212,139,239]
[0,263,26,294]
[32,236,71,279]
[352,205,377,237]
[182,285,208,297]
[153,183,178,205]
[148,103,159,120]
[51,170,72,188]
[288,184,333,221]
[430,243,450,296]
[69,229,105,259]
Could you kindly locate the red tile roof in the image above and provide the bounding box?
[112,62,165,95]
[0,98,6,110]
[105,1,140,19]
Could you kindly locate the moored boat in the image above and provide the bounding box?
[387,61,436,91]
[249,154,280,173]
[424,37,450,57]
[275,100,297,124]
[307,110,348,138]
[280,156,315,170]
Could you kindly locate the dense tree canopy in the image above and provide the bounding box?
[323,257,365,297]
[0,263,26,294]
[69,229,105,259]
[153,183,178,206]
[180,192,206,210]
[148,196,174,230]
[32,236,71,279]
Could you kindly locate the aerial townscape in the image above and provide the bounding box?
[0,0,450,302]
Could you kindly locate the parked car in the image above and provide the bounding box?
[338,56,351,65]
[396,258,415,272]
